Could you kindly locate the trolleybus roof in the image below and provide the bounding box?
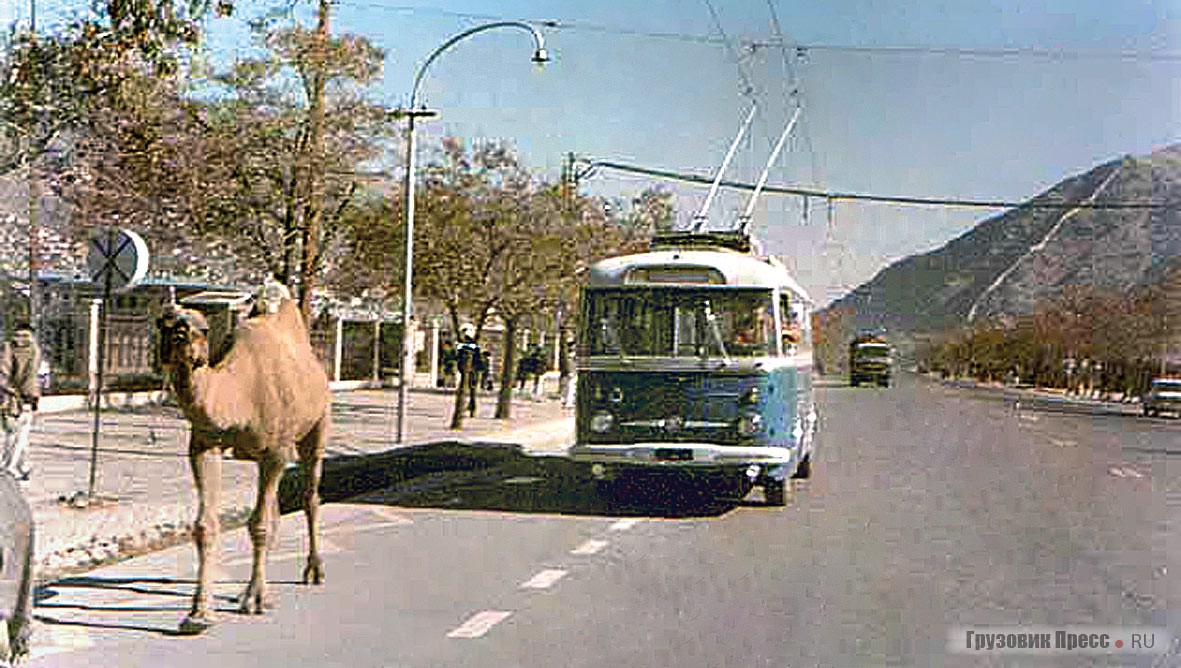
[587,245,812,303]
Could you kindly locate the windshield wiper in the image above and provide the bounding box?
[701,299,732,367]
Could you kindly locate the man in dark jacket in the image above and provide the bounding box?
[455,324,482,417]
[0,322,42,481]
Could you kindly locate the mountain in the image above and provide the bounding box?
[819,145,1181,344]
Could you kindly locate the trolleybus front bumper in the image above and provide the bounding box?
[569,443,797,478]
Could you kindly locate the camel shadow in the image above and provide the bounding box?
[280,441,747,520]
[32,577,241,637]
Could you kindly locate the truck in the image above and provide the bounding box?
[849,334,892,387]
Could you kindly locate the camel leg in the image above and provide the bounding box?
[180,445,221,635]
[238,452,284,615]
[298,415,328,585]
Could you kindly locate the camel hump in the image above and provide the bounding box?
[227,297,311,356]
[271,297,306,331]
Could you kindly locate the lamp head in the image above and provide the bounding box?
[531,47,550,64]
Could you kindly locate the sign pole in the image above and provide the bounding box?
[69,227,148,508]
[85,228,115,503]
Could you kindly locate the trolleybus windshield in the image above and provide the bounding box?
[584,288,775,358]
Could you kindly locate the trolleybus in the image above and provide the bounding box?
[569,231,817,505]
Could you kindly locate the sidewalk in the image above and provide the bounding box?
[933,374,1144,416]
[19,385,574,582]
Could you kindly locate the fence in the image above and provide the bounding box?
[43,305,402,395]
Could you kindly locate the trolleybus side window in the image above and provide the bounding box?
[780,292,803,352]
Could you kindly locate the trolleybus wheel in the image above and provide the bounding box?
[764,479,790,506]
[721,473,755,501]
[792,454,812,480]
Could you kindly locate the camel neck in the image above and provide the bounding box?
[172,362,208,413]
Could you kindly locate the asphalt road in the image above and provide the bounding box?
[24,374,1181,667]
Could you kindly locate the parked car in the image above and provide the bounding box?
[1142,377,1181,417]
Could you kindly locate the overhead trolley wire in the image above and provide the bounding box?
[335,2,1181,63]
[578,159,1172,210]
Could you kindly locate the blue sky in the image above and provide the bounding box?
[4,0,1178,304]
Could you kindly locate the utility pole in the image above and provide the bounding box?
[561,151,575,213]
[297,0,330,322]
[27,0,40,330]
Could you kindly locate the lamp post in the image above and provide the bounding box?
[393,21,550,443]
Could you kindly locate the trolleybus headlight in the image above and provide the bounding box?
[590,411,615,433]
[736,412,763,436]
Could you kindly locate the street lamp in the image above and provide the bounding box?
[393,21,550,443]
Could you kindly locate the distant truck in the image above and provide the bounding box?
[849,335,892,387]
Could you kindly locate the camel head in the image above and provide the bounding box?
[159,306,212,370]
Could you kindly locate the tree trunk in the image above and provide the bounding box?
[449,351,471,430]
[298,0,330,322]
[495,318,519,419]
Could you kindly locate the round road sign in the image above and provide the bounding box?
[87,228,149,291]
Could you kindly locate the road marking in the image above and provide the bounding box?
[1048,437,1076,447]
[363,506,415,524]
[447,610,513,638]
[609,519,638,532]
[521,569,568,589]
[223,537,343,568]
[1108,466,1145,479]
[571,539,609,555]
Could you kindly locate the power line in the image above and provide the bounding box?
[702,0,757,98]
[578,158,1172,210]
[333,1,1181,63]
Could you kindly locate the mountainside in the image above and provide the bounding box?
[822,145,1181,340]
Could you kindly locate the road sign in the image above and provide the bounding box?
[87,228,149,291]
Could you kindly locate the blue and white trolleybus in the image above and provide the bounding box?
[569,230,817,506]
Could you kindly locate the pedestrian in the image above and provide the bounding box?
[1,321,43,481]
[455,324,481,418]
[526,345,545,401]
[559,333,577,409]
[480,350,493,391]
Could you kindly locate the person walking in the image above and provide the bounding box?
[455,324,482,418]
[559,332,577,409]
[1,322,43,481]
[527,345,540,401]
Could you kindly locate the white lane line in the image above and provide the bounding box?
[447,610,513,638]
[571,539,609,555]
[363,506,415,524]
[609,519,639,532]
[223,537,343,568]
[520,569,568,589]
[1108,466,1145,479]
[1048,437,1076,447]
[324,520,412,535]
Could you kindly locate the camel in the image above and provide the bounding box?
[159,295,330,635]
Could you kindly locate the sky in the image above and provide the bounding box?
[3,0,1179,305]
